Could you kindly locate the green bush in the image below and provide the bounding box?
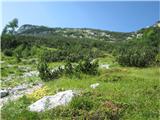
[76,58,99,75]
[22,47,31,58]
[37,61,52,81]
[155,53,160,66]
[70,96,94,111]
[117,44,157,67]
[51,66,64,79]
[3,49,13,56]
[37,61,64,81]
[13,45,24,62]
[116,27,160,67]
[38,58,99,81]
[64,62,74,75]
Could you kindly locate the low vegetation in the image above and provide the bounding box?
[37,57,99,81]
[1,19,160,120]
[116,27,160,67]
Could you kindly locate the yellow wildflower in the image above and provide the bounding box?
[27,86,50,101]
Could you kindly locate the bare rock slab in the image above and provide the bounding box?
[28,90,76,112]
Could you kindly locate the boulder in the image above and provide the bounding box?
[11,84,28,93]
[90,83,99,89]
[0,83,43,107]
[28,90,76,112]
[0,89,9,98]
[100,64,109,69]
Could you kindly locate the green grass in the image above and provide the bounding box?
[1,65,159,120]
[1,54,41,88]
[48,61,65,68]
[1,52,160,120]
[97,54,120,67]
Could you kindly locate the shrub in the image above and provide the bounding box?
[51,66,64,79]
[76,58,99,75]
[15,53,21,62]
[22,47,31,58]
[37,61,64,81]
[155,53,160,66]
[14,44,24,58]
[64,62,74,75]
[70,96,94,111]
[117,43,157,67]
[116,27,160,67]
[37,61,52,81]
[3,49,13,56]
[37,59,99,81]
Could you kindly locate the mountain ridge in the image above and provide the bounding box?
[16,21,159,41]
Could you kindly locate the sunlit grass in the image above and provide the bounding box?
[1,52,159,120]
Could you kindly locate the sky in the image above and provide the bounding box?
[1,1,160,32]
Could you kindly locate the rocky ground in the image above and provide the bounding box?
[1,57,109,109]
[0,56,109,110]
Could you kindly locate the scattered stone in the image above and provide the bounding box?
[4,74,15,81]
[90,83,99,89]
[28,90,76,112]
[51,66,65,72]
[0,61,5,64]
[7,64,15,67]
[11,84,28,93]
[0,89,9,98]
[18,66,31,72]
[0,83,43,107]
[25,83,43,94]
[100,64,110,69]
[23,71,39,77]
[90,83,100,89]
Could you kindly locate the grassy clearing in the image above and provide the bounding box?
[1,52,159,119]
[1,63,159,119]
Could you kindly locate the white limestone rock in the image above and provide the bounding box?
[90,83,100,89]
[23,71,39,77]
[0,89,9,98]
[0,83,43,107]
[28,90,76,112]
[100,64,110,69]
[11,84,28,93]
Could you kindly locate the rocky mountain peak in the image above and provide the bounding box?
[17,24,42,34]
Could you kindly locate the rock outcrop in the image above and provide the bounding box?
[28,90,76,112]
[0,83,43,107]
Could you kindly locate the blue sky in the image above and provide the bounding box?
[1,1,160,32]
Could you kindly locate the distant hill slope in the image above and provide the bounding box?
[16,24,133,41]
[16,21,160,42]
[1,21,159,66]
